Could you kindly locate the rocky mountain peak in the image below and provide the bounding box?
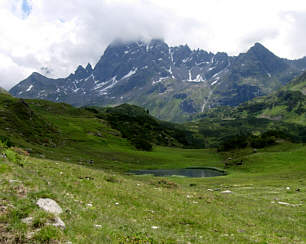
[86,63,93,73]
[74,65,91,80]
[30,72,46,79]
[147,39,168,51]
[75,65,86,73]
[232,42,289,75]
[247,42,276,58]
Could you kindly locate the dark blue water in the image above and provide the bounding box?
[129,168,225,178]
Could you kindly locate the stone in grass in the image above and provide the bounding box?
[278,201,290,206]
[22,217,33,225]
[36,198,66,229]
[37,198,63,215]
[9,179,20,183]
[221,190,232,194]
[277,201,302,207]
[53,216,66,229]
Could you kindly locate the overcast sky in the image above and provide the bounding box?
[1,0,306,89]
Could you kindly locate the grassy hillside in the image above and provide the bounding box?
[287,71,306,95]
[188,72,306,147]
[0,94,205,172]
[0,142,305,243]
[95,103,204,149]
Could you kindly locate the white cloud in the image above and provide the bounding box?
[1,0,306,89]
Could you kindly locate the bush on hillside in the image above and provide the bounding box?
[130,137,153,151]
[250,135,276,148]
[218,134,249,151]
[99,104,204,149]
[0,136,14,148]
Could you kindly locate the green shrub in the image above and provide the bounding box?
[5,149,19,163]
[218,134,249,151]
[250,136,275,148]
[100,104,202,149]
[130,137,153,151]
[104,175,119,183]
[0,136,14,149]
[250,137,266,148]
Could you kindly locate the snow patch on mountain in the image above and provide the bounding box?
[193,74,205,82]
[26,85,33,92]
[196,61,209,66]
[99,76,118,92]
[152,77,168,85]
[121,68,138,80]
[93,81,107,90]
[73,88,80,93]
[187,71,205,82]
[211,77,220,86]
[169,49,174,63]
[167,66,175,79]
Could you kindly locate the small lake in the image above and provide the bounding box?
[129,168,226,178]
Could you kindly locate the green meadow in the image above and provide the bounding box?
[1,142,305,243]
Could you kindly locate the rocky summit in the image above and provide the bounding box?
[10,39,306,121]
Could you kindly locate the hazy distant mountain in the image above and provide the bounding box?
[10,39,306,121]
[0,87,9,95]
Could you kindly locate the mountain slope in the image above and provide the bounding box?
[212,43,298,107]
[188,71,306,146]
[286,70,306,95]
[10,40,306,121]
[0,87,9,95]
[230,71,306,125]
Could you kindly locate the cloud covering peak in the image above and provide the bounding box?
[1,0,306,89]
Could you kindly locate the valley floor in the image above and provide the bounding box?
[0,143,305,243]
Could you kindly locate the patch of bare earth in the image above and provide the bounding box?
[0,182,30,243]
[13,184,28,198]
[0,200,14,244]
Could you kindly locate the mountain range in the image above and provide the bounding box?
[9,39,306,121]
